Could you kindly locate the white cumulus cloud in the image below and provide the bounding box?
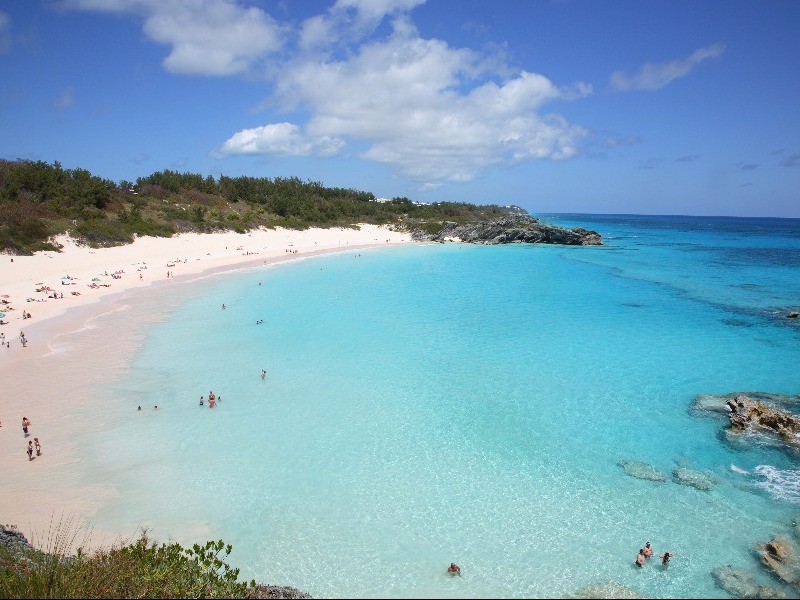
[214,123,345,158]
[62,0,285,76]
[299,0,426,49]
[610,43,726,92]
[66,0,593,185]
[221,19,591,184]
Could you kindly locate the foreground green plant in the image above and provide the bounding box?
[0,527,256,599]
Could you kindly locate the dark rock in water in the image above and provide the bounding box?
[787,312,799,319]
[618,459,667,482]
[712,565,787,599]
[248,585,313,599]
[410,213,603,246]
[673,467,719,491]
[569,579,644,599]
[757,534,800,593]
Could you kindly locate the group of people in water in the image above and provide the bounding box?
[636,541,674,568]
[199,390,219,408]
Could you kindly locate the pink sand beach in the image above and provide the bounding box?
[0,225,412,549]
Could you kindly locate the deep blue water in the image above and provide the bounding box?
[61,213,800,598]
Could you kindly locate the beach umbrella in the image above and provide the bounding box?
[0,313,5,318]
[92,277,101,281]
[61,276,69,279]
[1,294,9,298]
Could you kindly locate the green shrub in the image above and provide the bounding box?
[0,529,256,599]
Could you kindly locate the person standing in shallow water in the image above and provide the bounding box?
[660,552,674,566]
[447,563,461,576]
[643,541,653,559]
[635,549,646,567]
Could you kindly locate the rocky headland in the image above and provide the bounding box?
[410,212,603,246]
[692,392,800,452]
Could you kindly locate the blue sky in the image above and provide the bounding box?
[1,0,799,217]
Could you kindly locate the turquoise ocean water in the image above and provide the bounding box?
[60,214,800,598]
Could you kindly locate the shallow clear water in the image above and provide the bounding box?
[63,215,800,598]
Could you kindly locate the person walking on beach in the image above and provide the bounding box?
[660,552,674,567]
[27,441,34,461]
[22,417,31,437]
[34,438,42,456]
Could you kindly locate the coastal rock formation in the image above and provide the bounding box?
[692,392,800,453]
[711,566,787,599]
[724,395,800,450]
[618,459,667,482]
[249,585,313,599]
[757,534,800,593]
[672,467,719,491]
[569,579,644,599]
[0,525,32,554]
[692,391,800,415]
[410,214,603,246]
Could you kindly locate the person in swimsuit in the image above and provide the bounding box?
[447,562,461,576]
[34,438,42,456]
[635,549,647,567]
[27,441,34,461]
[660,552,674,566]
[643,542,653,558]
[22,417,30,437]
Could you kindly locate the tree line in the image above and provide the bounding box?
[0,159,514,254]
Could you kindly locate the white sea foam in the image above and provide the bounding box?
[729,464,749,475]
[752,465,800,503]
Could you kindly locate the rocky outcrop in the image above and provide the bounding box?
[757,535,800,593]
[692,392,800,453]
[724,395,800,450]
[410,214,603,246]
[248,585,313,599]
[693,392,800,415]
[0,525,33,554]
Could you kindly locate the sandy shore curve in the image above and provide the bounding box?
[0,224,412,549]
